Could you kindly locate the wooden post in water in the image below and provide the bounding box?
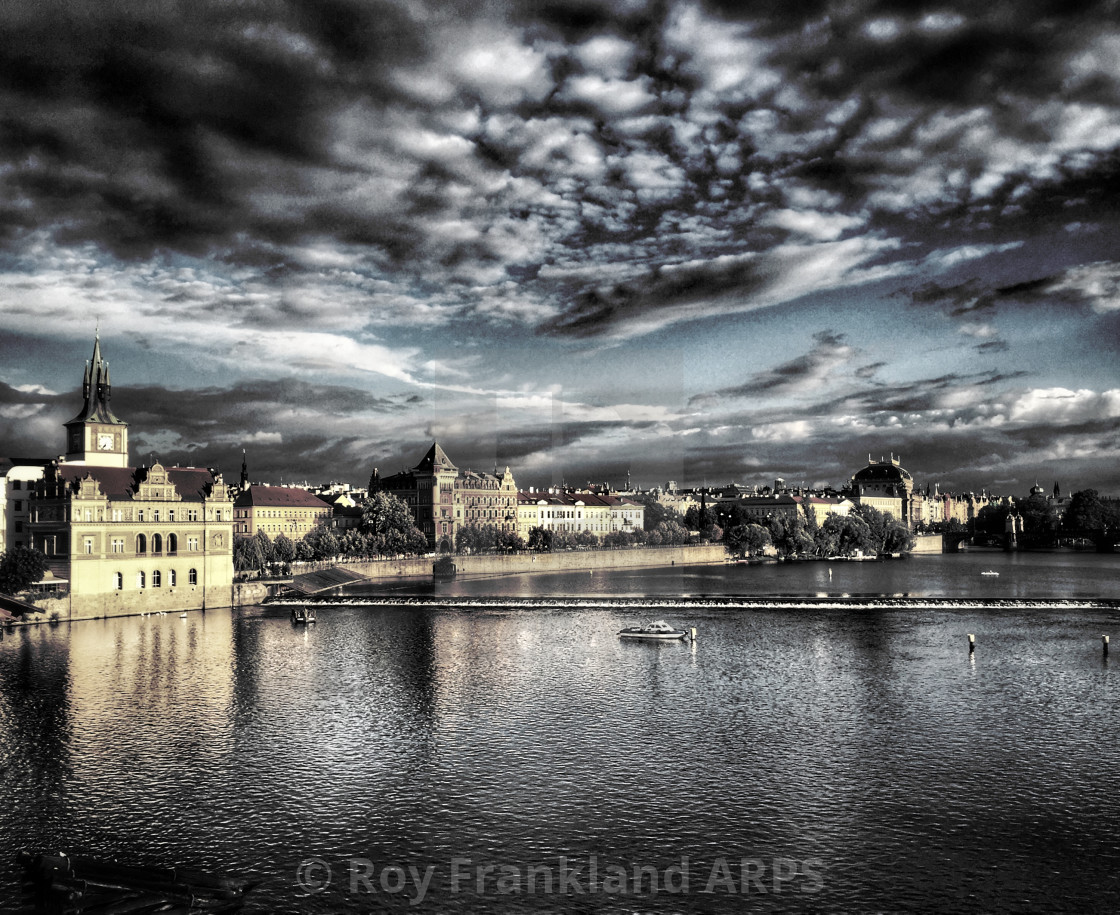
[690,627,697,642]
[968,633,975,654]
[1103,635,1109,657]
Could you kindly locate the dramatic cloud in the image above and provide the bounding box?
[2,1,1120,492]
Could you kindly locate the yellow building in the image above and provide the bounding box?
[233,485,332,538]
[25,334,234,616]
[850,455,913,524]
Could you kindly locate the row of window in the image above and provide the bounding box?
[73,508,210,523]
[114,569,198,589]
[87,534,201,554]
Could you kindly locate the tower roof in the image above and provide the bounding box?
[413,442,457,474]
[66,332,126,427]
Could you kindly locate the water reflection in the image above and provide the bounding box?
[1,556,1119,913]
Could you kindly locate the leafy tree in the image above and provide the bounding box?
[254,529,275,568]
[683,503,717,531]
[820,514,874,557]
[766,514,813,559]
[630,493,684,532]
[882,521,916,554]
[272,533,297,564]
[528,527,553,552]
[232,534,263,572]
[294,538,316,563]
[1064,490,1107,534]
[725,523,771,559]
[0,546,47,594]
[496,529,525,552]
[360,492,428,556]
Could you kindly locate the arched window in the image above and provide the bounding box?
[153,533,163,553]
[188,568,197,586]
[136,534,147,554]
[170,569,177,587]
[137,571,146,588]
[153,570,162,587]
[115,572,123,590]
[167,533,178,555]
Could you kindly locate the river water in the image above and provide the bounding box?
[2,551,1118,912]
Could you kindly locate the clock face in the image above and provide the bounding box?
[98,433,114,451]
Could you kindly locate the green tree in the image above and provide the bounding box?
[725,523,772,559]
[766,513,813,559]
[528,527,553,551]
[360,492,428,556]
[630,492,684,532]
[254,529,275,569]
[1064,490,1107,534]
[273,533,297,564]
[0,546,47,594]
[496,529,525,552]
[821,514,874,557]
[233,534,263,572]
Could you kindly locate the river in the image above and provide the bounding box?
[1,551,1118,912]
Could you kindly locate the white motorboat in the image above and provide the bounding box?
[981,570,1000,577]
[618,620,690,641]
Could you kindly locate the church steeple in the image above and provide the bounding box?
[240,449,250,491]
[64,330,129,467]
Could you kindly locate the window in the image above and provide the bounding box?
[14,500,22,511]
[112,509,122,522]
[153,533,163,553]
[84,509,91,522]
[136,534,147,554]
[153,510,160,522]
[187,537,198,551]
[153,570,161,587]
[167,533,177,554]
[111,538,124,553]
[170,569,176,587]
[188,568,197,586]
[187,509,199,522]
[137,571,146,588]
[12,480,20,490]
[115,572,123,590]
[169,509,175,522]
[84,538,93,554]
[138,509,145,522]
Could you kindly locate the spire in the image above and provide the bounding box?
[240,449,249,490]
[66,330,125,426]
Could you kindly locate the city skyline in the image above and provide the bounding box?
[2,2,1119,493]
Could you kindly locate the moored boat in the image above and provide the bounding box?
[291,606,317,624]
[618,620,691,641]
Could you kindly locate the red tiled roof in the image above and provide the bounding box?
[234,485,332,509]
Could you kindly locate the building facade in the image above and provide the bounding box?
[233,485,332,538]
[22,334,234,615]
[849,455,914,525]
[516,489,645,541]
[376,443,518,551]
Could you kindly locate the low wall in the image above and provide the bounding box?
[912,534,944,554]
[331,544,729,583]
[21,580,276,623]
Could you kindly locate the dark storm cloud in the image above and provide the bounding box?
[692,331,853,404]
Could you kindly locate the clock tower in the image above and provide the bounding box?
[63,331,129,468]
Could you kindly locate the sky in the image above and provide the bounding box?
[1,0,1119,495]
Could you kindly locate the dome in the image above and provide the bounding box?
[852,456,912,484]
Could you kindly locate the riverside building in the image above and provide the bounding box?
[23,334,234,616]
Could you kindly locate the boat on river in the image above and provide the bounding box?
[291,606,317,624]
[618,620,691,641]
[981,570,1000,577]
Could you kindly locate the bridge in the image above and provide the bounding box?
[942,532,972,552]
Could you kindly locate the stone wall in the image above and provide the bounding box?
[912,534,944,554]
[334,543,729,582]
[25,580,275,622]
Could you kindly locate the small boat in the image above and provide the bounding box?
[618,620,691,641]
[291,606,317,624]
[981,570,1000,577]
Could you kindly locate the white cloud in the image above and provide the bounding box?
[1009,388,1120,425]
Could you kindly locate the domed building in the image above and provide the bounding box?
[850,454,914,526]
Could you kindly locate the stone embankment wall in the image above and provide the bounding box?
[22,580,277,623]
[912,534,944,554]
[328,543,729,583]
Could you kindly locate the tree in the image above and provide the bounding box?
[496,529,525,552]
[233,534,264,572]
[725,523,771,559]
[630,492,684,532]
[273,533,297,564]
[766,513,813,559]
[820,514,874,557]
[1064,490,1107,534]
[528,527,553,551]
[0,546,47,594]
[360,492,428,556]
[254,529,275,569]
